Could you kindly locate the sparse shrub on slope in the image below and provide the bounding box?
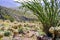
[0,6,14,22]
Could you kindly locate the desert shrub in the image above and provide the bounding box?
[4,15,14,22]
[18,28,24,34]
[4,31,11,37]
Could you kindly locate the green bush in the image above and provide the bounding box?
[4,31,11,37]
[4,15,14,22]
[18,28,24,34]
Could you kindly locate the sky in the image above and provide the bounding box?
[14,0,32,2]
[0,0,60,8]
[0,0,20,8]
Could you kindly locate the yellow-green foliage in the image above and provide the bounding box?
[3,15,14,22]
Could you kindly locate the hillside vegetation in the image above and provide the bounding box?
[0,20,43,40]
[0,6,38,22]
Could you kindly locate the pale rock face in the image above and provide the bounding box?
[13,36,21,40]
[55,27,60,31]
[2,37,12,40]
[35,32,39,36]
[49,26,60,33]
[13,34,22,40]
[24,31,35,38]
[49,27,54,34]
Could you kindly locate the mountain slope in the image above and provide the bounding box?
[0,6,38,22]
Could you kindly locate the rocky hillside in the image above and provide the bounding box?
[0,6,38,22]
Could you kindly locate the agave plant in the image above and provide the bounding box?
[16,0,60,39]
